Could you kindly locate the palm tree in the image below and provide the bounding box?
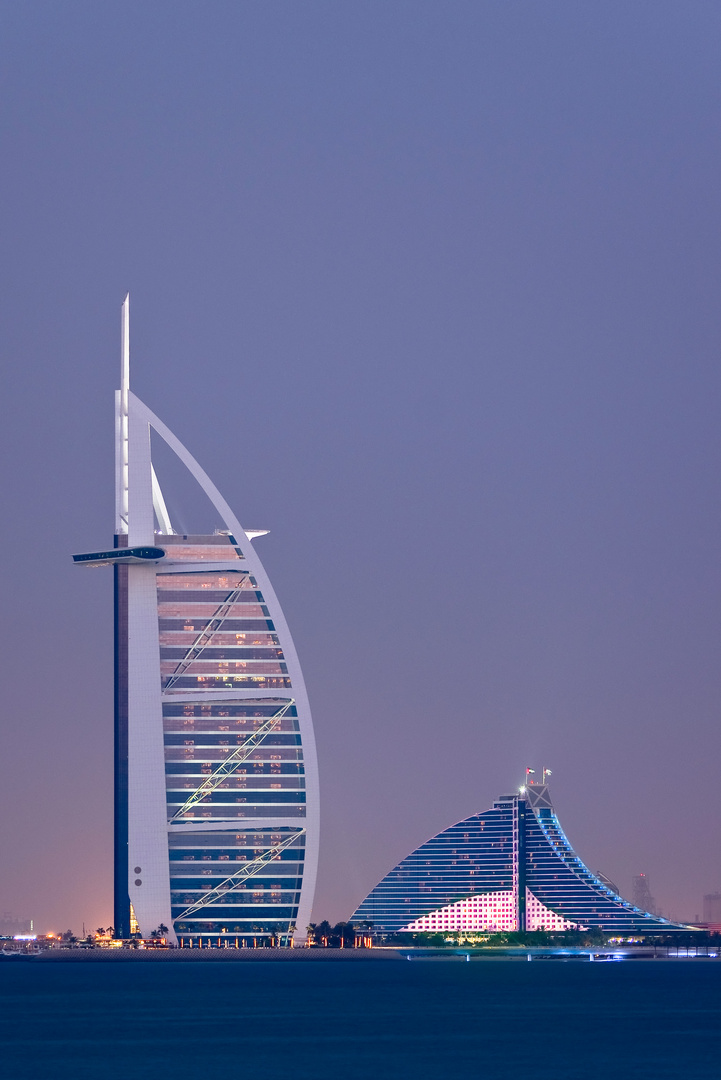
[316,920,332,947]
[333,922,355,948]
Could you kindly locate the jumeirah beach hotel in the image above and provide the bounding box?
[352,773,689,935]
[74,298,319,946]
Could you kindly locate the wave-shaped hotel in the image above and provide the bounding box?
[75,297,319,946]
[352,772,689,935]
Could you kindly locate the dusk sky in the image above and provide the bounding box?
[2,1,721,931]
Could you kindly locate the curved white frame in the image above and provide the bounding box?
[116,296,319,944]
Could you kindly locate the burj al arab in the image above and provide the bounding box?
[74,297,319,946]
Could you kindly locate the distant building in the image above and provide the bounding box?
[632,874,657,916]
[352,776,691,935]
[703,893,721,924]
[0,913,31,937]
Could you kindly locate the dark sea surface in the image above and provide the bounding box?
[1,958,719,1080]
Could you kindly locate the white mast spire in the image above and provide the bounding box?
[115,294,130,534]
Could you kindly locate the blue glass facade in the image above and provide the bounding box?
[524,795,676,932]
[352,784,689,935]
[352,799,515,934]
[159,537,308,944]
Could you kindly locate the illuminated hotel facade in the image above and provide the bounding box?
[352,776,688,935]
[75,298,319,945]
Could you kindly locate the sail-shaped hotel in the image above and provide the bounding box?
[74,298,319,946]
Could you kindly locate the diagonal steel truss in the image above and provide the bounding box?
[164,574,256,690]
[176,828,305,920]
[170,698,296,821]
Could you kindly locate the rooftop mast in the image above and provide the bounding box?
[116,293,130,534]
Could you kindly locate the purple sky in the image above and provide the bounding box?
[1,1,720,932]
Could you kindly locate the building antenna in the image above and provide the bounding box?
[116,293,130,534]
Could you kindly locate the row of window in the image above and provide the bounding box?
[158,543,242,560]
[167,791,307,804]
[167,762,303,773]
[157,572,251,589]
[161,632,280,645]
[160,618,275,632]
[161,662,288,675]
[163,703,297,718]
[171,881,300,892]
[170,808,306,818]
[160,648,284,660]
[162,676,292,687]
[167,834,305,851]
[165,757,301,768]
[170,853,304,862]
[164,728,300,741]
[159,618,276,633]
[158,591,264,604]
[170,905,299,918]
[159,605,270,619]
[164,732,301,746]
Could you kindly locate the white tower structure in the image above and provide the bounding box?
[75,296,319,946]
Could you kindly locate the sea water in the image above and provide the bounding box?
[1,958,719,1079]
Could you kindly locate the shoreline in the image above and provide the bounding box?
[11,947,403,962]
[3,944,718,962]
